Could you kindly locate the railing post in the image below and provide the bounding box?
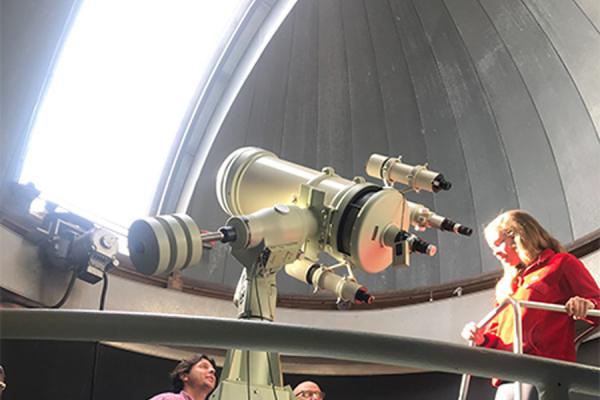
[507,298,523,400]
[457,299,513,400]
[457,343,473,400]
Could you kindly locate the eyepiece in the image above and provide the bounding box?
[355,287,375,304]
[410,237,437,256]
[432,174,452,192]
[457,225,473,236]
[440,219,473,236]
[395,230,437,257]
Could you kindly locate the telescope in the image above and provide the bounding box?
[127,147,472,399]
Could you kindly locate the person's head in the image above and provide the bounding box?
[485,210,565,302]
[484,210,564,268]
[293,381,325,400]
[170,354,218,395]
[0,365,5,398]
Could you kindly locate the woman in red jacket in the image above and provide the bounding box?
[462,210,600,400]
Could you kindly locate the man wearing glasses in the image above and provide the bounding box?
[293,380,325,399]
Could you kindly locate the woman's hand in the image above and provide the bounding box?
[565,296,595,320]
[461,322,485,345]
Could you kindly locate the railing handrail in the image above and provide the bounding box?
[458,298,600,400]
[1,308,599,400]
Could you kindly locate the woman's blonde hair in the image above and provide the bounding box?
[485,210,565,301]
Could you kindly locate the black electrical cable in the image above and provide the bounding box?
[34,259,112,398]
[254,275,280,400]
[89,341,101,399]
[90,271,106,399]
[99,271,108,310]
[49,270,78,308]
[46,269,108,310]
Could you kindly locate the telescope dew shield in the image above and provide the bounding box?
[128,214,203,276]
[216,147,353,216]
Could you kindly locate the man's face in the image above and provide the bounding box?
[183,358,217,392]
[294,381,324,400]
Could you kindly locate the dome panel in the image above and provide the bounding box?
[183,0,600,298]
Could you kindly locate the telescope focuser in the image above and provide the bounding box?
[407,202,473,237]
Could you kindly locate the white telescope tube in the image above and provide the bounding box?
[216,147,354,216]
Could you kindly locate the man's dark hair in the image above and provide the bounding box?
[170,354,218,393]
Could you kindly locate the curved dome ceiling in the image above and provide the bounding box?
[178,0,600,296]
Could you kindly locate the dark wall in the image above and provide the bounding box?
[0,340,178,400]
[0,340,96,399]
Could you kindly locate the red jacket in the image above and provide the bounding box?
[482,249,600,365]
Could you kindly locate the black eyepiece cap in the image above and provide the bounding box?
[355,287,375,304]
[457,225,473,236]
[432,174,452,192]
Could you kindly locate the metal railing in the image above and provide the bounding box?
[1,309,600,399]
[458,298,600,400]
